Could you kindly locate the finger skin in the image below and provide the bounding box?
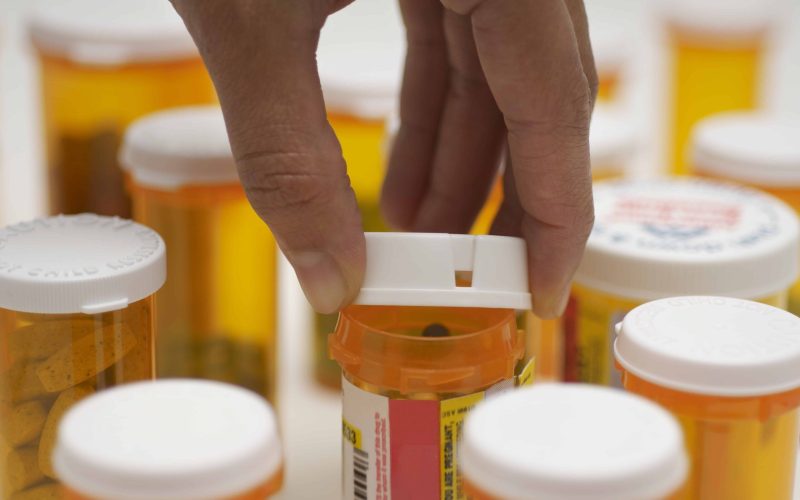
[450,0,595,318]
[171,0,364,313]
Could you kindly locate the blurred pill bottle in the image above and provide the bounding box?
[329,233,533,500]
[591,19,630,101]
[521,105,637,381]
[54,380,283,500]
[616,296,800,500]
[313,2,404,389]
[460,384,688,500]
[0,213,164,498]
[121,106,278,402]
[691,112,800,315]
[29,0,217,218]
[562,178,798,386]
[655,0,786,175]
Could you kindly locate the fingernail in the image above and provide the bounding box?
[291,251,349,314]
[555,284,571,317]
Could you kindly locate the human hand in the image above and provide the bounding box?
[171,0,596,318]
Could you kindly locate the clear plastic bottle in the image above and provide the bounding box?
[562,178,798,385]
[313,2,404,389]
[655,0,785,174]
[616,296,800,500]
[29,0,217,217]
[692,112,800,315]
[329,233,533,499]
[54,380,283,500]
[0,214,165,498]
[121,106,278,402]
[460,384,688,500]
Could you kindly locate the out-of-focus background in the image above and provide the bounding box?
[1,0,800,498]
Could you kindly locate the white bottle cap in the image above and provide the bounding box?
[615,296,800,397]
[460,384,688,500]
[120,106,238,191]
[590,105,637,176]
[29,0,199,65]
[590,20,630,81]
[317,0,404,120]
[54,380,282,500]
[655,0,787,40]
[575,178,799,301]
[355,233,531,310]
[0,214,166,314]
[692,112,800,187]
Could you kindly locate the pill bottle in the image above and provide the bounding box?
[121,106,277,401]
[563,178,798,386]
[29,0,217,218]
[329,233,533,500]
[523,105,636,381]
[313,2,404,389]
[616,296,800,500]
[54,379,283,500]
[655,0,785,175]
[691,112,800,315]
[590,19,630,101]
[460,384,688,500]
[0,214,164,498]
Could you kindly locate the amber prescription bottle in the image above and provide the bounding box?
[312,3,405,390]
[330,233,533,500]
[0,214,164,498]
[616,296,800,500]
[120,106,278,402]
[29,0,217,217]
[655,0,785,175]
[589,16,630,101]
[692,112,800,315]
[561,178,798,386]
[54,379,283,500]
[460,384,688,500]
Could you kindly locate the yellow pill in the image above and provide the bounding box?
[8,320,92,362]
[10,482,60,500]
[0,363,48,405]
[36,324,136,393]
[2,401,47,446]
[39,383,95,478]
[4,447,44,495]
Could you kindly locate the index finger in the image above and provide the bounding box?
[445,0,595,318]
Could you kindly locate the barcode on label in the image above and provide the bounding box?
[353,447,369,500]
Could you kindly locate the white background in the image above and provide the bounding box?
[2,1,800,499]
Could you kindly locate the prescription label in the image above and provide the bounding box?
[341,362,532,500]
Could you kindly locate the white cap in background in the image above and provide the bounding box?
[354,233,530,310]
[0,214,166,314]
[460,384,688,500]
[590,105,637,175]
[576,178,799,301]
[654,0,788,40]
[120,106,237,191]
[615,296,800,396]
[691,112,800,187]
[29,0,199,66]
[54,380,283,500]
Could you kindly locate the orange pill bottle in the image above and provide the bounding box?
[692,112,800,315]
[460,384,688,500]
[330,233,533,499]
[616,296,800,500]
[54,380,283,500]
[29,0,217,217]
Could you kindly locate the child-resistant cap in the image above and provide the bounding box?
[655,0,787,40]
[29,0,199,65]
[460,384,688,500]
[355,233,530,310]
[54,380,282,500]
[692,112,800,187]
[615,296,800,397]
[0,214,166,314]
[589,19,630,83]
[590,105,637,175]
[575,178,799,301]
[120,106,237,191]
[317,0,404,119]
